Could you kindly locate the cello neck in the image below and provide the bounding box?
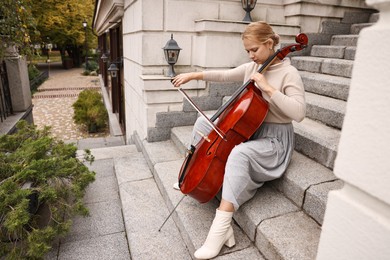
[210,51,280,122]
[209,33,308,122]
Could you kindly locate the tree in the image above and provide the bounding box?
[0,0,96,67]
[30,0,97,67]
[0,0,36,59]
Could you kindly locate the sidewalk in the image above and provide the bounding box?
[33,62,107,140]
[33,64,191,259]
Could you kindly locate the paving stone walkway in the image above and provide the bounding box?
[32,62,108,141]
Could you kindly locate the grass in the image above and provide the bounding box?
[31,50,62,63]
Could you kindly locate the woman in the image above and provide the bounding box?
[171,21,306,259]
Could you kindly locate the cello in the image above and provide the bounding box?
[177,33,308,203]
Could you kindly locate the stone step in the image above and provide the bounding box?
[330,35,359,46]
[137,139,264,259]
[139,137,326,260]
[169,124,339,223]
[305,92,346,129]
[299,71,351,101]
[369,12,380,23]
[171,112,340,170]
[350,22,374,34]
[293,117,340,169]
[310,45,356,60]
[291,56,354,78]
[110,146,192,259]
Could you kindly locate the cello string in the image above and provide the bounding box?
[178,88,227,141]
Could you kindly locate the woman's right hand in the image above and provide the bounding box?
[171,73,193,88]
[171,72,203,88]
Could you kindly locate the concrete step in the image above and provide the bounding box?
[299,71,351,101]
[350,23,374,34]
[330,35,359,46]
[310,45,356,60]
[110,145,192,259]
[138,139,264,259]
[139,137,326,260]
[305,92,346,129]
[170,124,340,221]
[293,117,340,169]
[291,56,354,78]
[369,12,380,23]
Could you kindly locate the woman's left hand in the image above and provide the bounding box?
[251,73,276,97]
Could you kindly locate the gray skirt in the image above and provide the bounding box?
[191,117,295,210]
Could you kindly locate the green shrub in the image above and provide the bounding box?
[83,60,99,74]
[0,121,95,259]
[72,89,108,133]
[28,64,40,81]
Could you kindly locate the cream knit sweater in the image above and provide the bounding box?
[202,58,306,123]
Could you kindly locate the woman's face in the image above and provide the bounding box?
[243,37,272,65]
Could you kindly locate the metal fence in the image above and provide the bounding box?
[30,70,49,92]
[0,61,13,122]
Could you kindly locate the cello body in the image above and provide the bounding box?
[179,82,268,203]
[178,33,308,204]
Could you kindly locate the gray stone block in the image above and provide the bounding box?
[104,135,126,147]
[59,232,130,260]
[183,95,223,112]
[321,21,351,35]
[77,137,107,150]
[293,118,340,169]
[119,178,191,260]
[5,57,32,111]
[369,12,380,23]
[342,11,374,24]
[304,179,344,225]
[344,46,356,60]
[311,45,345,59]
[256,211,321,260]
[153,160,255,257]
[208,81,241,97]
[305,92,346,129]
[83,171,119,204]
[331,35,359,47]
[291,56,324,73]
[62,199,124,244]
[300,71,350,101]
[114,153,152,185]
[235,185,299,241]
[272,152,337,208]
[350,23,374,34]
[85,158,114,178]
[171,125,193,155]
[155,111,197,128]
[81,145,138,160]
[140,139,182,170]
[321,58,354,78]
[147,126,171,142]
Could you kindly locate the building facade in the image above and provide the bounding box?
[93,0,390,259]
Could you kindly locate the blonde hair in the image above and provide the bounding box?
[242,21,280,48]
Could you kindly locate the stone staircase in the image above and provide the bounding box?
[135,12,379,260]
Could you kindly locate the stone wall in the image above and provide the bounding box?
[316,0,390,259]
[95,0,375,142]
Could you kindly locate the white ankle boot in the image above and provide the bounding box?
[194,209,235,259]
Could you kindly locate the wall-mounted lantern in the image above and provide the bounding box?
[162,34,182,77]
[101,53,109,63]
[108,63,119,78]
[241,0,257,22]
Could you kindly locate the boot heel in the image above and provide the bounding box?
[225,234,235,248]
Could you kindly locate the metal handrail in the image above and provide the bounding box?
[0,61,13,122]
